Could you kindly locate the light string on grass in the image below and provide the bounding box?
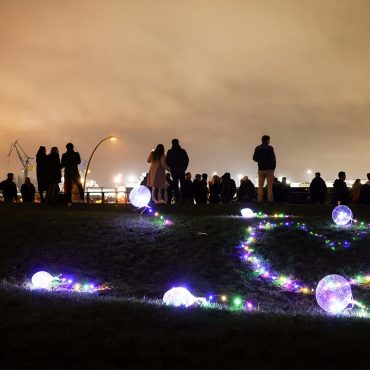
[239,220,370,296]
[29,271,110,293]
[25,209,370,316]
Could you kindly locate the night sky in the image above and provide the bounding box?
[0,0,369,185]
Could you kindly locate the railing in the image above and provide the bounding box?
[84,187,133,204]
[1,187,337,204]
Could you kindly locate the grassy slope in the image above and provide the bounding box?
[0,203,369,369]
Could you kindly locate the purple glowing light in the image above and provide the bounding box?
[316,274,352,314]
[245,301,253,310]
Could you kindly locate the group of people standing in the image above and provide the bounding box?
[1,135,370,206]
[0,143,85,204]
[144,135,370,206]
[36,143,85,204]
[144,137,263,205]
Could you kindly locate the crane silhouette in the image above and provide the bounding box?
[7,140,34,179]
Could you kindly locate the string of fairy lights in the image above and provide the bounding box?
[21,189,370,316]
[239,219,370,297]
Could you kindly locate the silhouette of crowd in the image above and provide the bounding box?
[0,143,85,205]
[1,135,370,206]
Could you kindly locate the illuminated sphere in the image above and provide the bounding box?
[129,185,151,208]
[241,208,255,218]
[316,274,352,314]
[332,205,353,226]
[163,287,198,307]
[31,271,53,289]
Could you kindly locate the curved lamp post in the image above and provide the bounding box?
[83,136,117,192]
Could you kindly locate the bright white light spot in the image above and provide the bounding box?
[241,208,255,218]
[129,185,151,208]
[31,271,53,289]
[163,287,198,307]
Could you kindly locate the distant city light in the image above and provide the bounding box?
[127,174,137,183]
[114,174,122,184]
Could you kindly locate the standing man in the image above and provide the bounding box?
[61,143,84,205]
[253,135,276,203]
[0,173,18,202]
[166,139,189,203]
[20,177,36,202]
[309,172,327,204]
[333,171,350,205]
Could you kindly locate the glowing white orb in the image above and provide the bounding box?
[316,274,352,314]
[129,185,151,208]
[163,287,199,307]
[241,208,255,218]
[332,205,353,226]
[31,271,53,289]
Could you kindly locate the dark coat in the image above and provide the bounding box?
[21,183,36,202]
[193,178,203,204]
[199,179,208,203]
[36,152,48,191]
[220,177,236,203]
[237,180,255,203]
[360,183,370,205]
[0,179,18,201]
[46,153,62,184]
[209,181,221,204]
[182,179,194,199]
[166,145,189,176]
[333,179,349,205]
[310,177,327,201]
[61,150,81,179]
[253,144,276,171]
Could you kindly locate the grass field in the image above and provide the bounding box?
[0,203,369,369]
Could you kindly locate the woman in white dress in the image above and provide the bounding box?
[147,144,170,203]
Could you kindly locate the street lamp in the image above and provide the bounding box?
[83,136,117,192]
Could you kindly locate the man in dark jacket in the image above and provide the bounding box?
[0,173,18,202]
[253,135,276,203]
[360,173,370,205]
[21,177,36,202]
[333,171,350,205]
[193,174,203,204]
[310,172,327,204]
[182,172,194,204]
[61,143,84,204]
[237,176,255,203]
[220,172,236,204]
[166,139,189,203]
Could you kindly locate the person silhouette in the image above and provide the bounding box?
[45,147,61,204]
[309,172,327,204]
[166,139,189,203]
[253,135,276,203]
[333,171,350,205]
[0,173,18,202]
[36,146,48,203]
[21,177,36,202]
[147,144,170,204]
[61,143,85,205]
[360,173,370,205]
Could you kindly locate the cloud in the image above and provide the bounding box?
[0,0,369,183]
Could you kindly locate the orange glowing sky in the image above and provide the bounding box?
[0,0,369,184]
